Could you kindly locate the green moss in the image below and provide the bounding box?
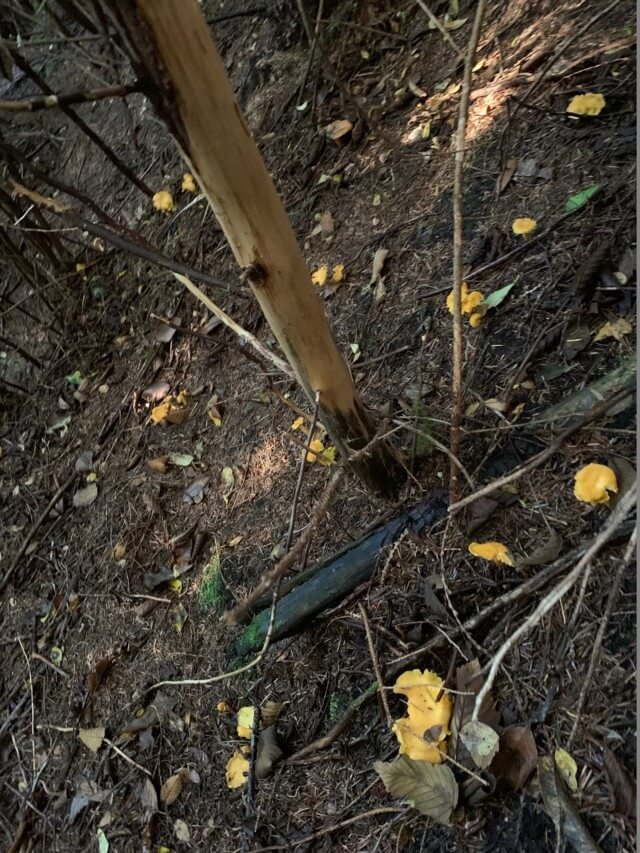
[329,691,344,723]
[239,615,263,653]
[199,547,223,611]
[412,400,436,458]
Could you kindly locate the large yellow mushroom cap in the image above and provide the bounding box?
[468,541,515,566]
[512,217,537,237]
[574,463,618,504]
[567,93,606,116]
[152,190,175,212]
[391,669,453,763]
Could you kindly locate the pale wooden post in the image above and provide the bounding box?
[107,0,401,496]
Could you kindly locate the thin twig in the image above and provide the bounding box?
[449,0,487,502]
[359,604,393,729]
[568,529,636,747]
[173,273,292,377]
[297,0,325,103]
[286,393,320,550]
[30,653,68,680]
[471,487,635,721]
[103,737,151,776]
[414,0,464,60]
[394,421,475,490]
[448,387,630,513]
[0,82,139,112]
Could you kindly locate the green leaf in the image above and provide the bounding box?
[66,370,83,388]
[169,452,194,467]
[374,755,458,825]
[482,282,516,309]
[97,828,109,853]
[565,185,600,213]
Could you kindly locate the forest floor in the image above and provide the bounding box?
[0,1,637,851]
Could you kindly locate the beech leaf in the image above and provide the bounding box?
[459,721,499,769]
[78,726,105,753]
[73,483,98,508]
[374,756,458,825]
[160,773,182,805]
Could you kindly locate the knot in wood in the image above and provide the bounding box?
[243,260,268,287]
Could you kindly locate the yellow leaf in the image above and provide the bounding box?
[226,751,249,788]
[75,263,86,273]
[566,92,605,116]
[78,726,105,753]
[446,282,484,316]
[217,701,229,713]
[227,535,243,547]
[332,264,345,283]
[152,190,175,212]
[181,173,197,192]
[113,542,126,560]
[574,463,618,505]
[593,317,632,342]
[555,747,578,792]
[50,646,64,665]
[392,669,453,763]
[291,416,306,431]
[324,119,353,140]
[237,706,255,739]
[512,217,537,237]
[168,578,183,593]
[311,266,329,286]
[86,472,97,483]
[174,603,187,633]
[221,466,235,504]
[468,541,514,566]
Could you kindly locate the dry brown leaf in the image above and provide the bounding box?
[519,530,563,567]
[593,317,632,342]
[255,726,283,779]
[324,119,353,140]
[603,748,635,816]
[147,456,169,474]
[78,727,105,753]
[459,721,500,770]
[491,725,538,790]
[160,773,182,805]
[173,819,190,842]
[73,483,98,508]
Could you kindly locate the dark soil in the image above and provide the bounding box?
[0,1,636,851]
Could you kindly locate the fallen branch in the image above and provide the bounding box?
[0,82,140,112]
[415,0,465,60]
[173,273,292,377]
[472,486,636,721]
[449,0,487,502]
[448,386,631,514]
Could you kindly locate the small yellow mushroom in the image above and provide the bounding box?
[574,463,618,505]
[291,416,306,431]
[566,92,606,116]
[181,173,197,193]
[446,282,484,316]
[152,190,175,212]
[512,217,537,237]
[236,706,255,739]
[216,701,229,713]
[332,264,345,283]
[311,265,329,286]
[225,751,249,788]
[468,541,515,566]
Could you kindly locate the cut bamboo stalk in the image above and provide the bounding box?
[105,0,402,496]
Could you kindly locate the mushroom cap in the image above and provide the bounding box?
[567,92,606,116]
[574,463,618,504]
[512,217,537,236]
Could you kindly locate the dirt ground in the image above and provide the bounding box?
[0,1,636,851]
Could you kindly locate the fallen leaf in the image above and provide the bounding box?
[324,119,353,140]
[87,656,115,694]
[392,669,452,763]
[593,317,632,342]
[459,721,499,769]
[220,466,235,504]
[79,727,105,754]
[75,450,94,473]
[466,497,499,535]
[174,603,188,633]
[468,541,514,566]
[562,323,591,360]
[226,751,249,788]
[539,755,599,851]
[514,158,553,184]
[574,463,618,505]
[445,16,467,29]
[120,691,178,735]
[150,391,188,425]
[491,725,538,790]
[142,381,170,403]
[261,701,285,727]
[69,795,89,823]
[565,184,600,213]
[311,265,329,286]
[482,282,516,309]
[520,530,563,567]
[603,747,635,816]
[608,457,636,510]
[349,342,362,363]
[369,247,389,288]
[139,777,158,813]
[169,452,193,467]
[374,756,458,825]
[184,477,208,505]
[160,773,182,805]
[450,659,499,760]
[97,828,109,853]
[374,277,386,303]
[173,819,190,842]
[152,190,175,212]
[237,706,255,739]
[181,173,197,193]
[207,393,223,426]
[408,79,427,98]
[555,747,578,793]
[227,535,243,547]
[148,456,169,474]
[255,726,283,779]
[483,398,508,413]
[73,483,98,508]
[497,158,518,195]
[67,370,83,388]
[155,321,177,344]
[318,211,334,236]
